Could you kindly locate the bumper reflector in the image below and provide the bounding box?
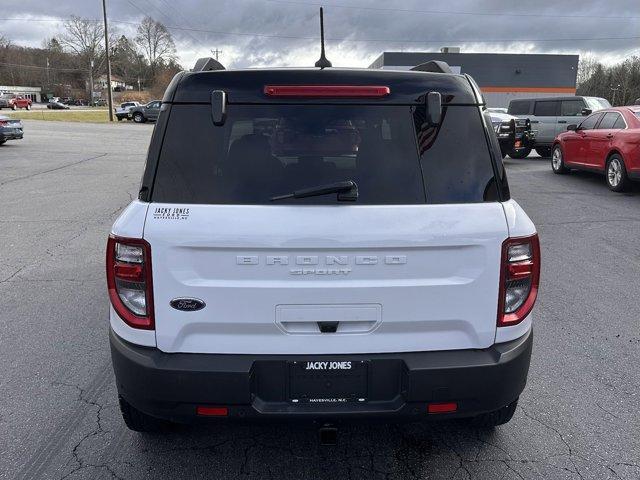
[196,406,229,417]
[427,402,458,414]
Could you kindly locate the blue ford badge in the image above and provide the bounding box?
[170,298,206,312]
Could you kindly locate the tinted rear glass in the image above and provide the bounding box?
[152,104,498,205]
[561,99,584,116]
[612,116,626,129]
[597,112,621,129]
[534,101,559,116]
[508,100,530,115]
[579,113,603,130]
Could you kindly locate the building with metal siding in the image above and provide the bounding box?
[368,51,579,108]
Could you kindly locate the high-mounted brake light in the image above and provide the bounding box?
[497,234,540,327]
[263,85,390,98]
[106,235,154,330]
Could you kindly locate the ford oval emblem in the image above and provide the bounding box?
[170,298,206,312]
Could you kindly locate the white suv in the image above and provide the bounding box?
[107,61,540,432]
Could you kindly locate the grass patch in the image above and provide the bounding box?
[6,109,110,123]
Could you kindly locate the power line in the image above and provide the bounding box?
[124,0,208,51]
[1,17,638,45]
[265,0,640,20]
[0,61,84,72]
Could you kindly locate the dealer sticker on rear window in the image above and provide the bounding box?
[153,207,190,220]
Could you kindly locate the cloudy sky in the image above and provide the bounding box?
[2,0,639,69]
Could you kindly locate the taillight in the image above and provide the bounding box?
[497,234,540,327]
[106,235,154,329]
[0,121,6,126]
[263,85,390,97]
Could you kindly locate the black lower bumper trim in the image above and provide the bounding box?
[110,329,533,423]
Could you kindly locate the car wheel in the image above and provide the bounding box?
[133,112,145,123]
[0,140,6,145]
[118,396,171,433]
[11,104,17,111]
[535,147,551,157]
[507,147,531,159]
[551,145,569,174]
[469,398,518,428]
[606,154,629,192]
[25,104,31,110]
[117,116,123,121]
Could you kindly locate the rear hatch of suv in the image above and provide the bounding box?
[141,69,510,354]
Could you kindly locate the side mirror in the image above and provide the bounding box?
[581,108,592,116]
[426,91,442,125]
[566,124,578,131]
[211,90,227,126]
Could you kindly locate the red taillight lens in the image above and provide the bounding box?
[196,406,229,417]
[106,235,154,329]
[497,234,540,327]
[263,85,390,98]
[0,121,7,127]
[427,402,458,414]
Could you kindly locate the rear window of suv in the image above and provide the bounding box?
[151,103,499,205]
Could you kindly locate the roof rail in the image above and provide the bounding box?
[192,57,225,72]
[411,60,453,74]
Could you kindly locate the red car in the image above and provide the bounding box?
[0,94,32,110]
[551,106,640,191]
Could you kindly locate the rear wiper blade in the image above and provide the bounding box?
[270,180,358,202]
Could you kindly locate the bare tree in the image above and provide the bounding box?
[135,17,176,77]
[577,54,600,86]
[59,16,105,99]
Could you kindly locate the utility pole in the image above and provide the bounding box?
[45,57,50,88]
[102,0,114,121]
[610,84,621,106]
[211,49,222,61]
[89,59,94,105]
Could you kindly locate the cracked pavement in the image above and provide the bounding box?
[0,121,639,480]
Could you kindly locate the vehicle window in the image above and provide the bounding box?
[533,101,559,116]
[584,97,612,111]
[612,115,626,129]
[597,112,622,129]
[152,104,498,205]
[508,100,530,115]
[578,113,603,130]
[560,100,585,116]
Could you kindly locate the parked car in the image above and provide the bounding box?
[0,94,32,111]
[551,106,640,191]
[107,59,539,433]
[508,96,611,157]
[488,110,536,158]
[127,100,161,123]
[115,102,140,121]
[0,115,24,145]
[72,99,87,106]
[47,101,70,110]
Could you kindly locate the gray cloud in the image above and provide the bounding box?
[3,0,639,69]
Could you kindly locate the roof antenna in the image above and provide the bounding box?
[314,7,332,69]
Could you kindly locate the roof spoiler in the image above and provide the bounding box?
[192,57,225,72]
[411,60,453,74]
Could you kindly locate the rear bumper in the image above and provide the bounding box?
[0,130,23,141]
[110,328,533,423]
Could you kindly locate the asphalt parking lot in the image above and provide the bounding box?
[1,120,639,480]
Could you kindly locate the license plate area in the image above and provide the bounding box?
[289,360,368,404]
